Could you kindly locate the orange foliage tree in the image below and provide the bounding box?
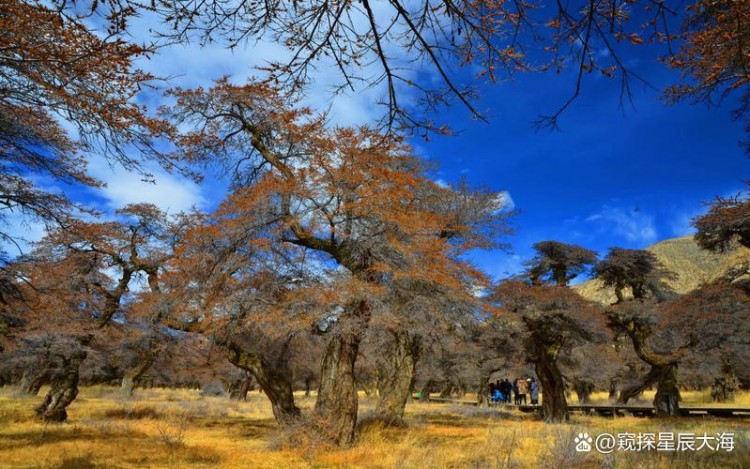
[0,0,185,262]
[2,203,186,419]
[162,78,508,444]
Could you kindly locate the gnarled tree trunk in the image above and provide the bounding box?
[227,343,300,424]
[375,330,421,424]
[36,349,86,422]
[535,347,568,422]
[618,319,682,416]
[121,353,156,396]
[314,299,371,447]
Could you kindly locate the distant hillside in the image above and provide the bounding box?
[575,236,750,304]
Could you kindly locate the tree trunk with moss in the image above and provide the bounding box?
[375,330,421,424]
[35,349,86,422]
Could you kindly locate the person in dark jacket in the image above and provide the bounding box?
[501,379,513,403]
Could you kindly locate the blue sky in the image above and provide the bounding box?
[422,54,748,280]
[8,8,749,282]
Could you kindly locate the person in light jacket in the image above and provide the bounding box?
[530,378,540,405]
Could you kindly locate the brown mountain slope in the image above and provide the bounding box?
[574,236,750,304]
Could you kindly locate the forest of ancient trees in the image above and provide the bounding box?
[1,0,749,447]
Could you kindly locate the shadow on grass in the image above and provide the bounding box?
[56,455,102,469]
[0,425,148,452]
[410,407,528,428]
[199,416,277,439]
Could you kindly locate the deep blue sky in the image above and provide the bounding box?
[421,53,748,280]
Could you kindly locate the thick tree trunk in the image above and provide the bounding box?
[314,329,362,446]
[227,344,300,424]
[375,331,421,424]
[35,349,86,422]
[121,354,156,396]
[535,349,568,422]
[654,364,680,416]
[314,299,371,447]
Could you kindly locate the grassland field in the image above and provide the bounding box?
[0,386,748,468]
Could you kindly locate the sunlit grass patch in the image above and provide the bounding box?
[1,386,749,468]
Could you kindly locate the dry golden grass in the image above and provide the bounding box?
[0,386,748,468]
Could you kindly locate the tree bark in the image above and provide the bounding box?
[121,354,156,396]
[375,330,421,424]
[314,299,370,447]
[535,346,568,422]
[35,349,86,422]
[227,343,300,424]
[654,363,680,416]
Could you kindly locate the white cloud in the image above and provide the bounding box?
[585,205,657,245]
[88,157,205,214]
[126,7,417,129]
[493,191,515,212]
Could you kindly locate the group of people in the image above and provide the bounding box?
[490,377,539,405]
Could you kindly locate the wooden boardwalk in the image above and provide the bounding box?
[417,397,750,418]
